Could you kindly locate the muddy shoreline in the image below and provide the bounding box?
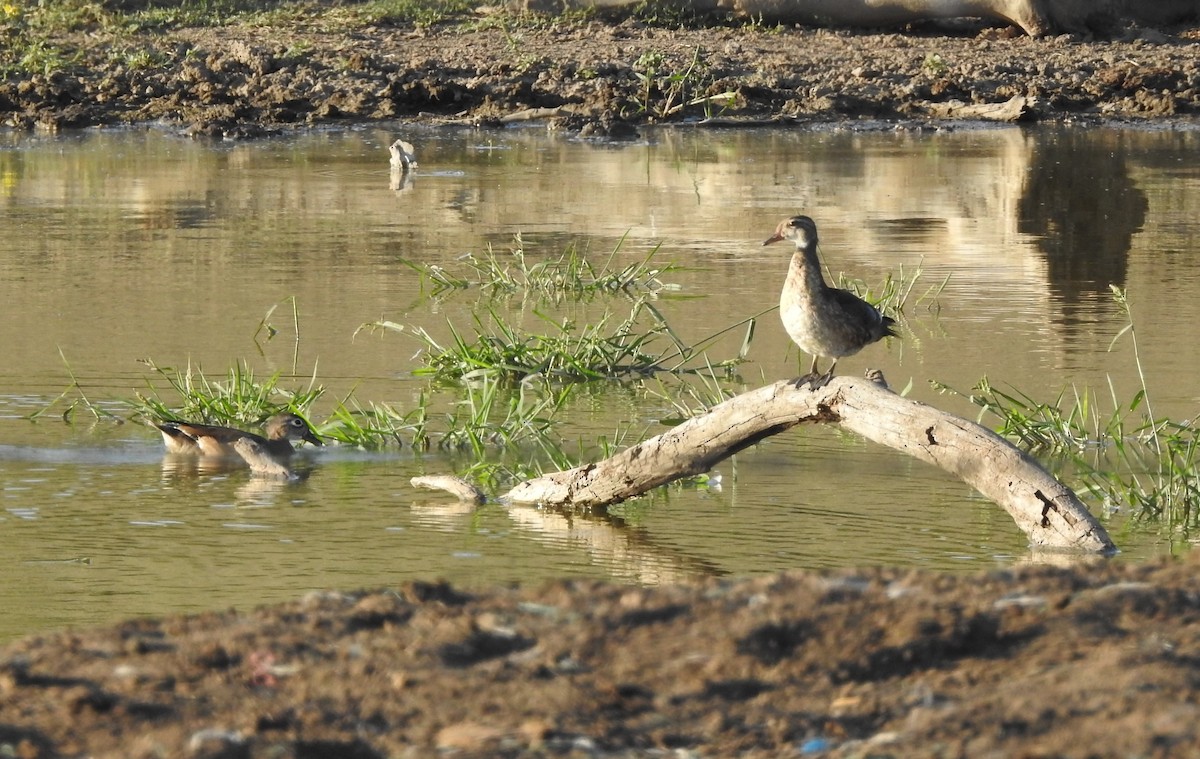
[5,557,1200,757]
[2,18,1198,136]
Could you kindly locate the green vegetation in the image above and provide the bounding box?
[0,0,743,126]
[400,301,681,383]
[400,233,679,301]
[32,349,124,423]
[362,235,753,386]
[122,353,580,489]
[132,358,324,426]
[630,46,736,120]
[365,298,751,385]
[0,0,744,79]
[936,286,1199,526]
[0,0,477,76]
[922,51,948,77]
[70,0,478,30]
[625,0,730,28]
[836,260,948,319]
[52,230,758,493]
[347,0,478,28]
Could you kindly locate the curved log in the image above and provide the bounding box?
[514,0,1200,37]
[499,375,1114,553]
[720,0,1050,35]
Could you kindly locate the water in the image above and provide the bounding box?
[1,123,1198,641]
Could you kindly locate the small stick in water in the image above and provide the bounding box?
[410,475,486,505]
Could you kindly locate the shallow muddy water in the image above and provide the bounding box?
[1,124,1198,641]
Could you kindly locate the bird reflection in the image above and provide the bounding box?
[159,453,315,508]
[389,138,417,193]
[159,454,246,479]
[234,476,292,508]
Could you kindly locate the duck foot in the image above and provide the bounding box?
[789,372,816,389]
[790,370,834,391]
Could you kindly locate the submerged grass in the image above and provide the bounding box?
[935,286,1200,526]
[364,296,752,385]
[30,349,125,423]
[321,374,575,470]
[402,233,680,301]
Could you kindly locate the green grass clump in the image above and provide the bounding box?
[286,372,579,489]
[319,396,429,450]
[630,46,736,120]
[403,233,680,301]
[367,295,752,386]
[403,300,680,383]
[932,377,1116,454]
[131,358,323,426]
[124,356,578,483]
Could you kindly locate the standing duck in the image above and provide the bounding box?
[156,412,322,460]
[763,215,897,388]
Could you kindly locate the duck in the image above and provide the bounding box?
[762,215,897,389]
[231,437,299,480]
[388,138,417,170]
[156,412,322,459]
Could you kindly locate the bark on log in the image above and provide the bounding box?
[499,375,1115,553]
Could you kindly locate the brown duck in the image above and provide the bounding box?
[231,437,300,479]
[156,412,322,459]
[763,215,897,388]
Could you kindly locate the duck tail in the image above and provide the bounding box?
[882,315,899,338]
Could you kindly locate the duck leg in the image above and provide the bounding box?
[790,355,822,389]
[791,357,839,391]
[808,359,838,390]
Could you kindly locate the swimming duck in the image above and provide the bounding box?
[156,412,322,459]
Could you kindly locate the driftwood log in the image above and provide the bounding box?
[419,374,1115,553]
[514,0,1199,37]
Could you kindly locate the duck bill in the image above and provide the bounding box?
[303,429,325,447]
[762,233,784,246]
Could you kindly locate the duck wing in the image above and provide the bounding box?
[155,421,267,457]
[827,288,896,345]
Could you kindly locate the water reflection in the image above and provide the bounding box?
[0,124,1198,642]
[413,493,726,584]
[1018,129,1149,323]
